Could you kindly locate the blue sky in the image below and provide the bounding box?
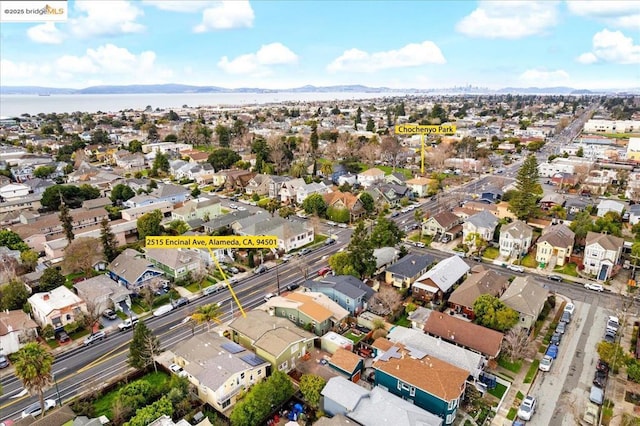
[1,0,639,89]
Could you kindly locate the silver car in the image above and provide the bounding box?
[21,399,56,418]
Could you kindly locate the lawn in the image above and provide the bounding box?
[488,382,507,399]
[483,247,499,260]
[394,313,411,327]
[498,357,522,373]
[93,371,169,419]
[554,262,578,277]
[588,132,639,139]
[524,360,540,384]
[521,254,538,268]
[506,407,517,421]
[376,165,413,179]
[185,278,214,293]
[408,234,432,245]
[343,329,366,344]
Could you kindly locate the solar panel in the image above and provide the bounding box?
[405,345,427,360]
[241,353,268,367]
[221,342,245,354]
[378,345,402,362]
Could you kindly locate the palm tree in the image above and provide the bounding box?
[13,343,54,418]
[320,162,333,178]
[191,303,222,331]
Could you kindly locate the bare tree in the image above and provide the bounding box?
[502,327,532,362]
[83,299,104,331]
[380,136,403,171]
[375,286,403,312]
[268,135,289,174]
[0,253,18,284]
[61,237,103,275]
[111,395,132,425]
[140,287,156,311]
[359,142,380,166]
[292,257,310,281]
[427,142,453,172]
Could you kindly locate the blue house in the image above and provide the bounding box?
[371,340,468,425]
[108,249,166,292]
[302,275,374,315]
[150,183,190,205]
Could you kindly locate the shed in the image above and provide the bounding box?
[321,331,354,354]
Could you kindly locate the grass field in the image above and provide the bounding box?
[554,262,578,277]
[483,247,499,260]
[488,382,507,399]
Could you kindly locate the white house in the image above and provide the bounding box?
[28,286,88,330]
[583,231,624,281]
[462,210,499,243]
[296,182,330,204]
[0,183,30,200]
[357,168,385,188]
[596,199,625,218]
[0,310,39,354]
[499,220,533,259]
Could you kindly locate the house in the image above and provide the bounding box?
[500,275,549,330]
[267,175,291,199]
[328,348,364,382]
[336,172,358,187]
[260,291,349,336]
[0,183,30,200]
[422,211,463,240]
[479,187,503,203]
[565,197,593,218]
[73,274,132,315]
[407,306,433,330]
[535,224,575,268]
[372,338,469,425]
[629,204,640,226]
[121,201,174,221]
[374,247,400,275]
[357,167,386,188]
[412,255,470,302]
[405,177,434,197]
[447,268,510,319]
[385,172,407,185]
[321,377,443,426]
[384,254,434,288]
[368,183,412,207]
[28,286,88,330]
[144,248,204,281]
[171,197,221,223]
[424,313,503,359]
[245,174,280,196]
[228,310,316,373]
[539,193,566,210]
[0,310,39,354]
[596,199,625,218]
[302,275,375,315]
[114,152,145,170]
[172,333,269,412]
[23,178,54,195]
[108,249,167,291]
[583,231,624,281]
[296,182,330,204]
[232,215,314,253]
[203,210,251,234]
[279,178,306,203]
[149,183,191,206]
[462,210,499,243]
[323,191,366,223]
[82,197,112,210]
[499,220,534,259]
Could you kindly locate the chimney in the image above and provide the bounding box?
[412,260,416,265]
[43,294,50,301]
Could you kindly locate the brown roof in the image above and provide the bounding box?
[537,223,575,248]
[373,341,468,401]
[423,312,503,358]
[323,191,361,210]
[0,310,38,336]
[448,269,509,309]
[371,337,394,351]
[11,207,108,239]
[285,292,333,322]
[452,207,476,218]
[465,201,497,212]
[431,211,460,228]
[329,348,362,373]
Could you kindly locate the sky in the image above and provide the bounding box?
[1,0,639,90]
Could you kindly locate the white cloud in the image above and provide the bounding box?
[0,60,45,80]
[193,1,254,32]
[71,1,145,38]
[577,29,640,64]
[27,23,65,44]
[218,42,297,75]
[566,1,640,29]
[456,1,559,39]
[143,1,216,13]
[519,69,570,84]
[326,41,446,73]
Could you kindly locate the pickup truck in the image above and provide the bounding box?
[118,316,139,331]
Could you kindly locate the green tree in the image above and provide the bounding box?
[191,303,222,331]
[508,154,541,220]
[370,215,405,248]
[128,321,160,371]
[33,165,56,178]
[310,121,319,153]
[191,186,201,198]
[266,198,281,216]
[214,124,231,147]
[326,206,350,223]
[167,220,189,235]
[128,140,143,153]
[569,210,593,242]
[328,252,359,277]
[59,202,74,243]
[39,267,65,291]
[41,185,100,210]
[576,146,584,157]
[302,193,327,216]
[0,230,30,252]
[628,359,640,383]
[346,221,377,278]
[100,218,118,262]
[593,212,623,237]
[20,249,39,272]
[0,280,30,311]
[359,192,375,214]
[125,395,173,426]
[597,341,631,373]
[163,133,178,142]
[207,148,241,170]
[110,184,135,203]
[299,374,326,408]
[366,117,375,132]
[355,106,363,124]
[473,294,519,331]
[151,152,170,176]
[137,210,164,240]
[13,343,54,419]
[230,370,294,426]
[251,136,270,173]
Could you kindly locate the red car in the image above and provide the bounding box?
[318,267,332,277]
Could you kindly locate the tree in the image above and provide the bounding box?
[128,321,160,371]
[569,211,594,243]
[191,186,201,198]
[374,286,403,312]
[473,294,519,331]
[366,117,375,132]
[110,184,135,203]
[137,210,164,240]
[576,146,584,157]
[0,279,30,310]
[371,318,388,339]
[328,252,359,277]
[380,136,403,171]
[191,303,222,331]
[128,140,143,153]
[13,343,54,419]
[346,221,377,278]
[359,192,375,214]
[230,370,294,426]
[266,198,280,216]
[151,152,170,176]
[302,193,327,216]
[59,201,75,243]
[370,215,405,248]
[214,124,231,147]
[594,212,623,237]
[299,374,326,408]
[355,106,363,124]
[207,148,241,170]
[39,267,65,291]
[62,237,103,275]
[251,136,270,173]
[33,165,56,178]
[597,341,630,373]
[166,220,189,235]
[126,395,173,426]
[508,154,542,220]
[20,249,39,272]
[100,218,119,262]
[502,327,532,362]
[0,230,29,252]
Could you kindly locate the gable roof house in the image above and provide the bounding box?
[462,210,499,243]
[535,224,575,268]
[323,191,366,223]
[500,275,549,330]
[0,183,30,201]
[149,183,191,206]
[73,274,132,315]
[0,310,39,355]
[232,214,314,253]
[144,248,204,281]
[539,193,566,211]
[447,268,510,320]
[422,211,463,239]
[296,182,330,204]
[405,177,434,198]
[583,231,624,281]
[172,333,270,413]
[108,249,167,291]
[412,255,470,302]
[499,220,534,259]
[28,286,88,330]
[279,178,306,204]
[302,275,375,315]
[245,174,278,196]
[357,167,386,188]
[328,348,365,382]
[596,199,625,218]
[368,182,412,207]
[424,313,504,359]
[171,196,221,223]
[384,254,434,288]
[267,175,291,199]
[228,310,316,373]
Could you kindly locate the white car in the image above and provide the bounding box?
[153,304,174,317]
[507,265,525,273]
[326,220,337,226]
[169,363,188,378]
[22,399,56,418]
[539,355,553,372]
[264,292,275,302]
[585,283,604,292]
[517,395,537,421]
[563,303,575,316]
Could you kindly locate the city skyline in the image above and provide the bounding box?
[1,0,639,90]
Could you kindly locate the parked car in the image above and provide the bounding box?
[83,331,106,346]
[517,395,537,421]
[118,316,139,331]
[325,238,336,246]
[593,370,607,388]
[555,321,566,334]
[337,223,347,228]
[21,400,56,418]
[548,275,563,282]
[606,316,620,333]
[507,264,525,273]
[590,386,604,405]
[561,311,572,324]
[563,303,575,316]
[153,304,175,317]
[414,241,426,248]
[318,267,332,276]
[254,264,268,274]
[264,292,275,302]
[326,220,337,226]
[546,344,559,359]
[550,332,562,346]
[299,248,312,256]
[172,297,190,308]
[169,363,188,378]
[102,309,117,320]
[390,211,400,218]
[603,330,616,343]
[539,355,553,372]
[596,359,610,374]
[286,283,300,291]
[56,331,70,343]
[229,267,240,274]
[0,355,9,369]
[585,283,604,292]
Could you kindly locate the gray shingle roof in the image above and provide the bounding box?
[311,275,375,300]
[414,255,470,293]
[203,210,251,230]
[500,275,548,317]
[466,210,499,229]
[385,254,434,278]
